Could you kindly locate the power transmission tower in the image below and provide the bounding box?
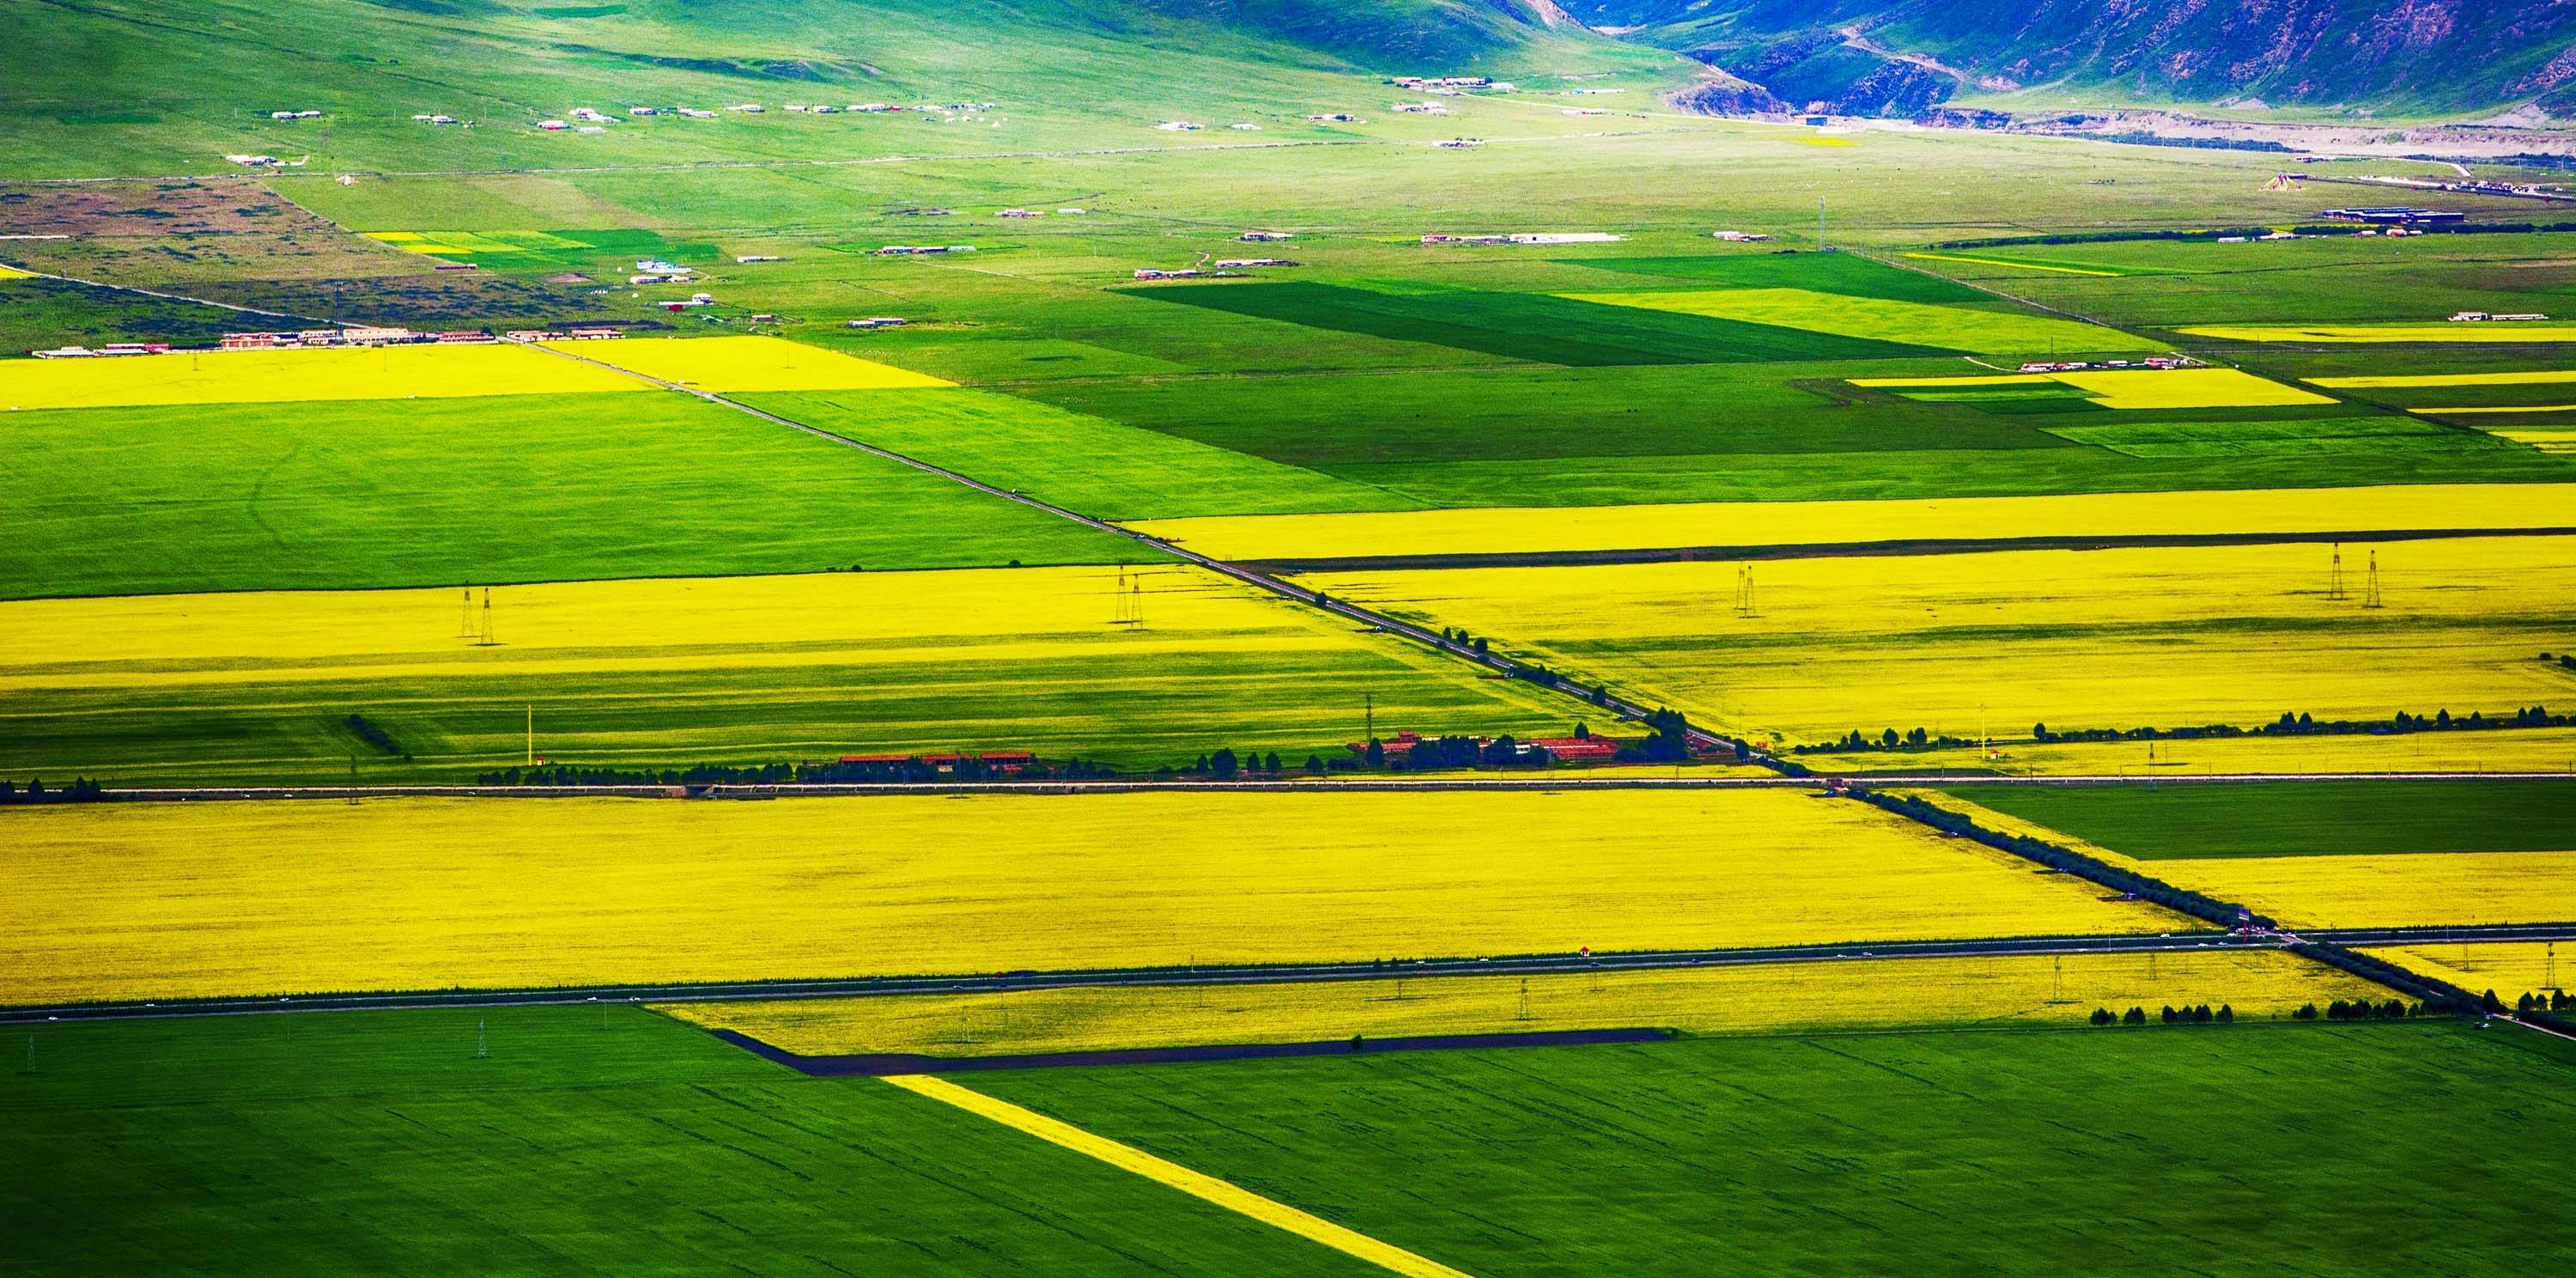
[458,587,476,637]
[2364,550,2383,609]
[1516,977,1533,1022]
[474,1018,489,1060]
[19,1033,33,1075]
[1364,691,1375,743]
[1733,564,1759,618]
[526,705,535,767]
[1817,196,1827,251]
[2548,941,2559,992]
[2326,544,2345,601]
[476,587,497,646]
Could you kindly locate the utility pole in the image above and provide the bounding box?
[526,706,535,766]
[2364,550,2383,609]
[1817,196,1827,251]
[1364,691,1375,743]
[2327,544,2345,601]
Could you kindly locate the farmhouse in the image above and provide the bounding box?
[1237,230,1294,241]
[847,317,908,329]
[1156,120,1203,131]
[1712,230,1775,241]
[995,208,1043,218]
[676,107,716,119]
[1133,268,1206,279]
[1213,258,1297,268]
[1392,101,1451,114]
[1307,113,1363,123]
[873,244,975,255]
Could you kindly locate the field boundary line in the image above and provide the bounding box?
[883,1073,1481,1278]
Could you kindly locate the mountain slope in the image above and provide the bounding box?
[1580,0,2576,118]
[0,0,1669,178]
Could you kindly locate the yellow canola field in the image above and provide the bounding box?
[663,950,2376,1057]
[2049,368,2336,410]
[2182,324,2576,344]
[1123,483,2576,562]
[0,789,2185,1005]
[2363,943,2571,1001]
[0,343,649,410]
[2311,371,2576,389]
[1856,368,2329,410]
[2125,853,2576,931]
[0,564,1355,695]
[2499,429,2576,454]
[1796,727,2576,778]
[1922,792,2576,933]
[542,334,951,392]
[0,262,34,280]
[1303,535,2576,746]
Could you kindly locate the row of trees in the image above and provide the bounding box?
[2092,1004,2236,1026]
[2020,705,2572,747]
[0,778,106,805]
[1859,791,2255,929]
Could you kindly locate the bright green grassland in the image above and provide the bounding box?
[0,1005,1384,1277]
[1941,781,2576,861]
[744,388,1416,520]
[0,393,1145,599]
[984,1023,2576,1278]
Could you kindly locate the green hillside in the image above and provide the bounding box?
[0,0,1676,179]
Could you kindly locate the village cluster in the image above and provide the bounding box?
[28,326,624,359]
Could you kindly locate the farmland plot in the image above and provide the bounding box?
[1303,535,2576,747]
[666,950,2377,1058]
[0,788,2184,1005]
[0,564,1565,782]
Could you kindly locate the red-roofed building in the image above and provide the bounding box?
[1348,729,1424,758]
[1532,736,1619,764]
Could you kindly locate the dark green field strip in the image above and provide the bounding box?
[1945,781,2576,861]
[1557,251,2001,303]
[0,393,1144,599]
[0,646,1567,785]
[983,1024,2576,1278]
[2,1006,1383,1277]
[1124,281,1947,366]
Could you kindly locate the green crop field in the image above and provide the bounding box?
[745,388,1413,520]
[0,1005,1382,1277]
[0,393,1142,598]
[981,1023,2576,1278]
[1941,781,2576,860]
